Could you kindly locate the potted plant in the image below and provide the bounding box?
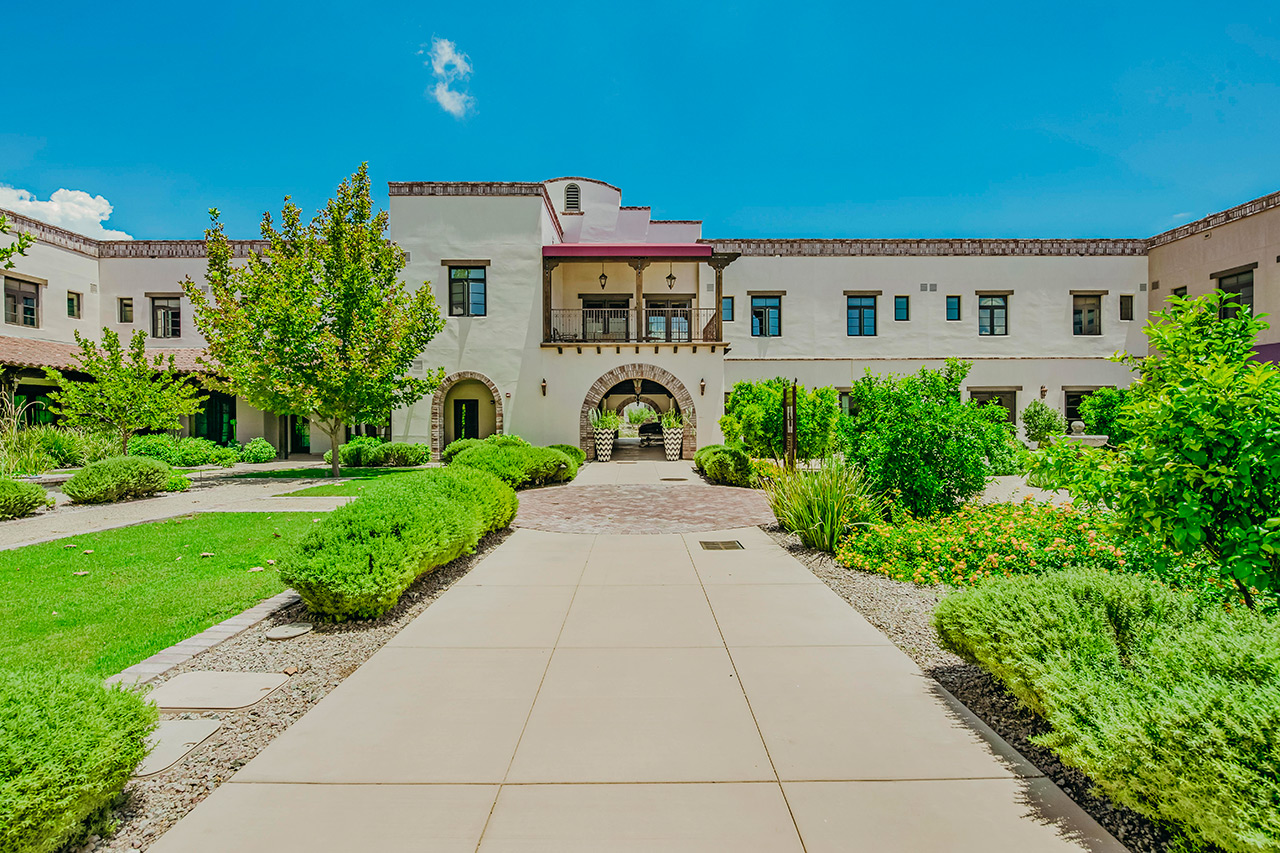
[590,408,621,462]
[660,409,684,461]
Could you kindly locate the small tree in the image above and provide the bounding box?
[184,164,445,477]
[0,212,36,270]
[44,329,207,454]
[1033,292,1280,605]
[1020,399,1066,446]
[722,378,839,461]
[1076,386,1129,445]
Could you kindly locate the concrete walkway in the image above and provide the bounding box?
[149,525,1123,852]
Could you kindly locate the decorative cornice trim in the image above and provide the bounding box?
[0,208,101,257]
[388,181,546,197]
[705,238,1148,257]
[1148,190,1280,250]
[99,240,265,259]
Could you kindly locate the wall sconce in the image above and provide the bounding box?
[666,261,676,290]
[599,263,608,290]
[541,379,547,397]
[1040,385,1047,399]
[699,378,706,396]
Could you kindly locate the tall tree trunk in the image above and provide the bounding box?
[319,418,343,478]
[121,429,130,456]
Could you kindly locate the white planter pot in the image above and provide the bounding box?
[663,427,683,461]
[594,427,615,462]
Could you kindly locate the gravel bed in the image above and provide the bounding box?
[84,528,512,853]
[763,524,1176,853]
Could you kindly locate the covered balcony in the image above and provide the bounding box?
[541,244,738,348]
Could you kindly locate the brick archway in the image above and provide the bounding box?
[612,396,665,416]
[431,371,503,460]
[581,364,695,460]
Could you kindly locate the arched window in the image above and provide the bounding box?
[564,183,580,212]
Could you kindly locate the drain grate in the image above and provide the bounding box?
[660,477,688,482]
[616,461,638,465]
[699,540,744,551]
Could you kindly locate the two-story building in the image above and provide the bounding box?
[2,178,1276,459]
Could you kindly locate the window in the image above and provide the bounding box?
[846,295,877,336]
[1218,270,1254,318]
[839,391,853,416]
[894,295,910,321]
[945,295,961,321]
[978,295,1008,336]
[564,183,581,212]
[1064,390,1095,424]
[1119,295,1134,321]
[721,296,734,322]
[118,297,134,323]
[3,278,39,328]
[448,266,487,317]
[971,390,1017,424]
[1172,286,1187,297]
[750,295,781,337]
[67,291,82,319]
[1073,295,1102,335]
[151,296,181,338]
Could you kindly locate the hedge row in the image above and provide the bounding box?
[0,479,52,520]
[128,434,239,468]
[693,443,752,487]
[323,437,429,468]
[446,435,577,489]
[935,570,1280,853]
[62,457,173,504]
[0,669,156,853]
[281,466,518,620]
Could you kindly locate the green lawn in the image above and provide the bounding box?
[232,466,424,480]
[0,513,318,677]
[279,472,420,497]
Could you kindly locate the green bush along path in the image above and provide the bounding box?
[0,513,315,677]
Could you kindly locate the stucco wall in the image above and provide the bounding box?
[0,240,100,343]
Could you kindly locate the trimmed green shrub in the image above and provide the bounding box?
[1076,386,1129,445]
[0,479,52,520]
[450,442,575,488]
[280,466,518,620]
[693,444,752,487]
[164,470,192,492]
[128,434,237,468]
[549,443,586,465]
[126,433,179,464]
[363,442,429,467]
[934,570,1280,853]
[0,668,157,853]
[764,459,884,552]
[238,437,277,464]
[441,437,482,463]
[1021,399,1066,445]
[62,456,170,504]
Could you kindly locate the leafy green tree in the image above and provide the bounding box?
[44,329,207,454]
[0,212,35,270]
[1076,386,1130,445]
[1033,292,1280,605]
[722,378,839,462]
[1020,399,1066,445]
[184,164,445,477]
[837,359,1014,517]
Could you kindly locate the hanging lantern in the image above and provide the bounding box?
[666,262,676,290]
[599,263,608,290]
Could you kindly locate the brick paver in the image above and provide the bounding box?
[514,483,773,534]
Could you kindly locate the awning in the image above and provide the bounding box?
[543,243,713,259]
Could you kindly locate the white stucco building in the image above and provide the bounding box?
[3,178,1276,459]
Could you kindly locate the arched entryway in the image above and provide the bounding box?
[431,371,503,459]
[580,364,696,460]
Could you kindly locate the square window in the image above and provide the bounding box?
[1119,294,1134,321]
[894,295,910,321]
[978,295,1008,336]
[1218,270,1254,318]
[750,295,781,337]
[721,296,734,322]
[151,296,181,338]
[3,278,39,328]
[1064,390,1096,424]
[971,390,1017,424]
[118,297,134,323]
[448,266,487,317]
[846,295,876,336]
[1073,295,1102,336]
[67,291,82,319]
[946,295,961,321]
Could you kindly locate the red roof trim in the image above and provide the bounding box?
[543,243,712,258]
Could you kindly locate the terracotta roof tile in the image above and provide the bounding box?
[0,336,208,373]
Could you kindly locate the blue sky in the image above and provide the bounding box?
[3,0,1278,240]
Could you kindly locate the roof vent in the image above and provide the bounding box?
[1139,282,1147,292]
[564,183,581,212]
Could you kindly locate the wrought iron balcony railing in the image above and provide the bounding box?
[547,308,719,344]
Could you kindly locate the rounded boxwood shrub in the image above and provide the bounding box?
[62,457,171,504]
[549,443,586,466]
[0,479,52,520]
[450,443,575,488]
[362,442,429,468]
[281,466,518,620]
[172,437,238,468]
[126,433,178,465]
[0,669,157,853]
[694,444,752,487]
[322,436,385,467]
[238,436,277,464]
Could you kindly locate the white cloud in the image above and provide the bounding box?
[0,186,132,239]
[421,37,475,118]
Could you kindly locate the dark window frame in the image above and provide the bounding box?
[977,295,1008,336]
[151,296,181,339]
[448,266,487,317]
[846,295,877,337]
[894,294,910,321]
[721,296,734,322]
[750,295,782,337]
[1218,270,1254,318]
[4,278,40,328]
[945,295,961,321]
[1073,294,1102,336]
[118,297,134,323]
[67,291,82,319]
[1119,294,1134,321]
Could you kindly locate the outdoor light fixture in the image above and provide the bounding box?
[541,379,547,396]
[666,262,676,290]
[700,378,706,396]
[1040,385,1047,399]
[599,263,608,290]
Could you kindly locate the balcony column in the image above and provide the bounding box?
[542,258,559,342]
[709,253,738,342]
[628,259,650,339]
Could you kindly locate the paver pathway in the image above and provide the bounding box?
[149,521,1124,852]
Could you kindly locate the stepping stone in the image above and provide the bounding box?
[266,622,313,641]
[148,672,289,712]
[134,719,221,777]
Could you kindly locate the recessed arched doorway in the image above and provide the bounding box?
[431,371,503,459]
[580,363,696,460]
